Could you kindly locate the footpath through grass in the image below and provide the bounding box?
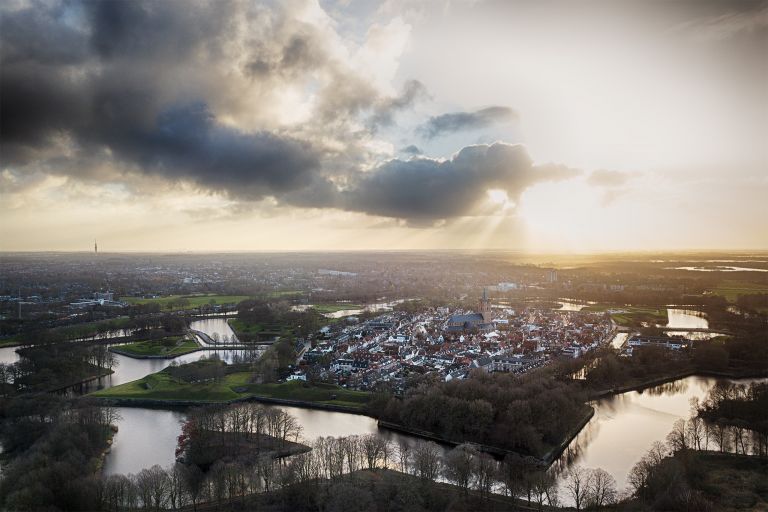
[112,336,200,357]
[91,369,371,409]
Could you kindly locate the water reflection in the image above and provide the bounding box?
[665,309,720,340]
[292,300,406,319]
[189,318,239,344]
[103,403,445,476]
[670,266,768,273]
[557,301,587,312]
[609,332,628,349]
[103,407,187,475]
[82,349,260,393]
[0,346,20,365]
[666,309,708,330]
[553,376,766,497]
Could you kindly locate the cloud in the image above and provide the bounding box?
[0,1,575,227]
[399,145,423,156]
[339,143,579,225]
[587,169,636,187]
[0,0,362,198]
[418,106,518,139]
[587,170,639,206]
[369,79,428,128]
[671,3,768,41]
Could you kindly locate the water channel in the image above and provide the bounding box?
[665,308,719,340]
[6,314,759,501]
[292,300,406,319]
[554,375,767,498]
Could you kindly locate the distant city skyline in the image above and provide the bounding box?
[1,0,766,251]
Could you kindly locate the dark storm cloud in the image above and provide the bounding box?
[419,106,518,139]
[106,102,320,197]
[0,0,577,225]
[86,1,229,60]
[0,4,88,65]
[340,143,578,225]
[0,0,322,200]
[400,145,423,156]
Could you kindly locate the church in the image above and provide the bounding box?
[445,289,495,333]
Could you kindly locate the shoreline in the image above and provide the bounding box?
[90,393,370,415]
[378,404,595,465]
[46,368,116,393]
[108,345,246,360]
[88,368,766,467]
[588,367,768,399]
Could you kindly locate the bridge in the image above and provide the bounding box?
[189,329,274,348]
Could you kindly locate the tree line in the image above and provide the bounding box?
[376,368,589,459]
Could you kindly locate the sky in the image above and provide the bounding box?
[1,0,766,252]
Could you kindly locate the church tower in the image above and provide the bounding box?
[479,287,492,323]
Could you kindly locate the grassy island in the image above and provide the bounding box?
[90,360,371,410]
[110,336,200,358]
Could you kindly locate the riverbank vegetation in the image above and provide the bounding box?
[696,380,768,456]
[375,367,589,460]
[232,300,324,343]
[1,312,189,347]
[0,342,116,394]
[111,336,200,358]
[626,435,768,511]
[584,330,768,394]
[177,403,309,469]
[0,316,134,347]
[0,398,118,511]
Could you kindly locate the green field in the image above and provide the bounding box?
[264,290,303,298]
[112,336,200,357]
[228,318,265,335]
[91,369,371,409]
[710,280,768,303]
[121,294,250,310]
[311,303,363,314]
[239,381,371,409]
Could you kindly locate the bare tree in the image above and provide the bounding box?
[565,465,594,512]
[412,441,442,481]
[687,417,705,451]
[473,451,497,498]
[443,444,476,493]
[361,433,388,470]
[531,471,558,510]
[666,418,689,453]
[396,439,412,474]
[588,468,617,508]
[135,465,169,511]
[166,464,188,510]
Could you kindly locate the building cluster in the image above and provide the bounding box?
[292,292,614,391]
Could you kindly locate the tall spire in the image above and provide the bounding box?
[94,239,98,255]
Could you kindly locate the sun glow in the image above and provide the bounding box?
[518,181,608,250]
